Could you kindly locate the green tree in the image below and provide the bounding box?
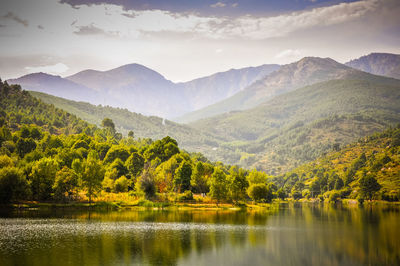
[173,161,192,193]
[101,117,115,135]
[30,157,58,201]
[125,152,144,177]
[208,168,228,205]
[277,188,286,200]
[114,176,129,192]
[53,166,78,202]
[359,174,381,200]
[247,169,268,185]
[191,161,212,194]
[136,163,156,200]
[247,183,272,202]
[103,146,130,164]
[81,151,105,204]
[16,137,36,157]
[0,167,29,203]
[227,166,248,203]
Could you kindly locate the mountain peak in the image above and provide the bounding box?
[345,52,400,79]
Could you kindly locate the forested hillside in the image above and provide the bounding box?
[274,126,400,202]
[30,91,222,150]
[0,80,273,204]
[191,75,400,174]
[177,57,360,123]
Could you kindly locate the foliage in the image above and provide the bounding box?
[208,168,228,205]
[247,183,272,202]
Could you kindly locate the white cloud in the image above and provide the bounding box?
[25,63,69,75]
[275,49,301,59]
[232,3,239,8]
[210,2,226,8]
[206,0,380,39]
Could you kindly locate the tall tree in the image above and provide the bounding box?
[208,168,228,205]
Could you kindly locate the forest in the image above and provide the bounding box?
[0,80,275,205]
[0,80,399,206]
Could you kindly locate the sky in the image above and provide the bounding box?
[0,0,399,82]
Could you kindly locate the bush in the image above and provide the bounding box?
[178,190,193,201]
[247,183,272,202]
[291,190,302,200]
[0,167,29,203]
[329,191,340,202]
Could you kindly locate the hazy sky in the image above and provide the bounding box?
[0,0,399,82]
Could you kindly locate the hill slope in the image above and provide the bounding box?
[178,57,361,122]
[0,80,89,135]
[278,126,400,201]
[346,53,400,79]
[30,91,222,152]
[190,73,400,174]
[176,64,279,118]
[7,73,101,104]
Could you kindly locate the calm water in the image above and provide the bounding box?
[0,203,399,266]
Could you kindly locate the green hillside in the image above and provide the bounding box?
[191,75,400,174]
[274,126,400,201]
[30,91,222,151]
[0,79,273,206]
[0,81,89,135]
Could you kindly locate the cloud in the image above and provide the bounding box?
[232,3,238,8]
[3,12,28,27]
[73,23,120,37]
[25,63,69,75]
[210,2,226,8]
[275,49,301,59]
[204,0,381,40]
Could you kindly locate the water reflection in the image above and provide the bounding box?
[0,204,399,266]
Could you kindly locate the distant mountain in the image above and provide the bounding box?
[30,91,223,153]
[190,72,400,174]
[8,63,278,120]
[346,53,400,79]
[66,63,189,118]
[7,72,101,104]
[177,57,359,123]
[178,64,279,111]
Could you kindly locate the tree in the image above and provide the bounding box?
[0,167,29,203]
[128,131,134,138]
[247,183,272,202]
[227,166,248,203]
[81,151,105,204]
[125,152,144,177]
[16,137,36,157]
[277,188,286,200]
[208,168,227,205]
[136,163,156,200]
[101,118,115,135]
[30,157,58,201]
[103,146,130,164]
[108,158,128,178]
[334,177,344,190]
[359,174,381,200]
[173,161,192,193]
[53,166,78,202]
[191,161,212,194]
[247,169,268,185]
[114,176,129,192]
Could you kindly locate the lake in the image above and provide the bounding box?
[0,203,399,266]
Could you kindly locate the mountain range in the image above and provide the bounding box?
[8,63,278,119]
[6,52,400,175]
